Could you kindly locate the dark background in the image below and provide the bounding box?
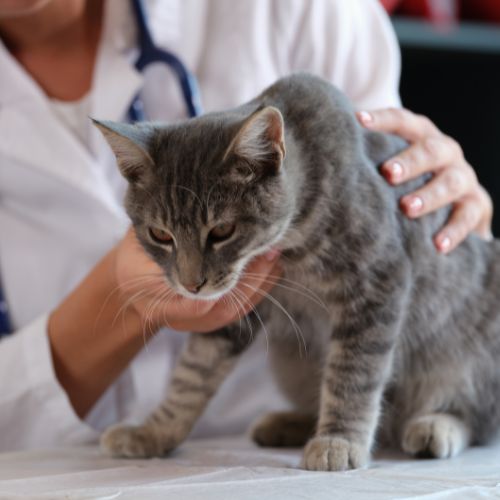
[392,18,500,235]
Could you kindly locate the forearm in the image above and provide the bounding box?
[48,248,150,419]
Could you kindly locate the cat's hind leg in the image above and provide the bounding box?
[402,413,471,459]
[251,411,316,447]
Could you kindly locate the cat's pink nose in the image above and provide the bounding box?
[183,278,207,294]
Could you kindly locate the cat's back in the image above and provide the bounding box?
[259,73,351,113]
[257,73,357,144]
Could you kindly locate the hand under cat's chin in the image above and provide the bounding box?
[176,285,233,302]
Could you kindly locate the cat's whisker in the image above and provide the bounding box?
[136,185,167,217]
[235,291,260,349]
[117,273,167,291]
[232,287,270,357]
[140,289,176,347]
[114,280,170,341]
[127,284,167,346]
[223,292,243,337]
[228,288,253,343]
[142,292,161,341]
[205,184,216,219]
[92,274,166,336]
[242,272,328,312]
[225,293,243,332]
[143,287,176,341]
[176,185,204,213]
[117,278,168,326]
[228,287,254,343]
[239,282,307,358]
[148,291,173,340]
[159,294,178,333]
[112,287,154,330]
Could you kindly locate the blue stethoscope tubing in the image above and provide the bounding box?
[0,0,202,337]
[0,287,11,337]
[128,0,203,121]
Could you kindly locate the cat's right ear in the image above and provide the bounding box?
[92,119,155,184]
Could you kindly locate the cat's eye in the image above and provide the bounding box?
[208,223,236,243]
[149,227,173,245]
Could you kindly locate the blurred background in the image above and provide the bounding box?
[381,0,500,235]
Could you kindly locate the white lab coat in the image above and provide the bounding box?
[0,0,401,450]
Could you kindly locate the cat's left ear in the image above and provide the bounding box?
[224,106,286,180]
[92,119,155,184]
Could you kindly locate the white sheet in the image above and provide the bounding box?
[1,436,500,500]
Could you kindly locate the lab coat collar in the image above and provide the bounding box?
[0,39,45,108]
[0,0,145,218]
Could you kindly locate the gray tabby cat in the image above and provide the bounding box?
[94,73,500,471]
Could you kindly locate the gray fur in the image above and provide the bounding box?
[96,73,500,471]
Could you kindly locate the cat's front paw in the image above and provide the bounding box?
[100,424,177,458]
[301,436,369,471]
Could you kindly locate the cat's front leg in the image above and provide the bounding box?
[302,290,406,472]
[101,317,259,458]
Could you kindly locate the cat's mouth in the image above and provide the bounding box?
[173,273,240,302]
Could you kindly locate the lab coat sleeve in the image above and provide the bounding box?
[0,314,98,451]
[285,0,401,110]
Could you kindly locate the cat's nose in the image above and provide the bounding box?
[183,278,207,294]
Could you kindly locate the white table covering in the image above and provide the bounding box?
[1,436,500,500]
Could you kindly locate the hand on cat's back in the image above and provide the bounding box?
[114,228,281,333]
[358,108,493,254]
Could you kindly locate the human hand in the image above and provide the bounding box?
[114,228,281,333]
[357,108,493,253]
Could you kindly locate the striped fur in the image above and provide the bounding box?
[97,74,500,471]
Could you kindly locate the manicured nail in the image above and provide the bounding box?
[358,111,373,126]
[385,161,403,183]
[265,248,280,262]
[436,234,452,253]
[404,196,423,215]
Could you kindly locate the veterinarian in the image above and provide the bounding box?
[0,0,492,450]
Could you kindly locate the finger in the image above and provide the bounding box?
[474,186,494,240]
[381,135,461,185]
[357,108,438,143]
[434,196,484,254]
[400,167,474,218]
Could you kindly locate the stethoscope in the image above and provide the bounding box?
[0,0,202,338]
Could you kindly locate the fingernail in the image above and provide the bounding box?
[436,234,452,253]
[265,248,280,262]
[403,196,423,215]
[358,111,373,126]
[384,161,403,183]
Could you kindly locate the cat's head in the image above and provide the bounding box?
[94,106,293,300]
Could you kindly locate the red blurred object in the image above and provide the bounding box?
[395,0,431,17]
[380,0,500,24]
[398,0,458,24]
[380,0,402,12]
[461,0,500,23]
